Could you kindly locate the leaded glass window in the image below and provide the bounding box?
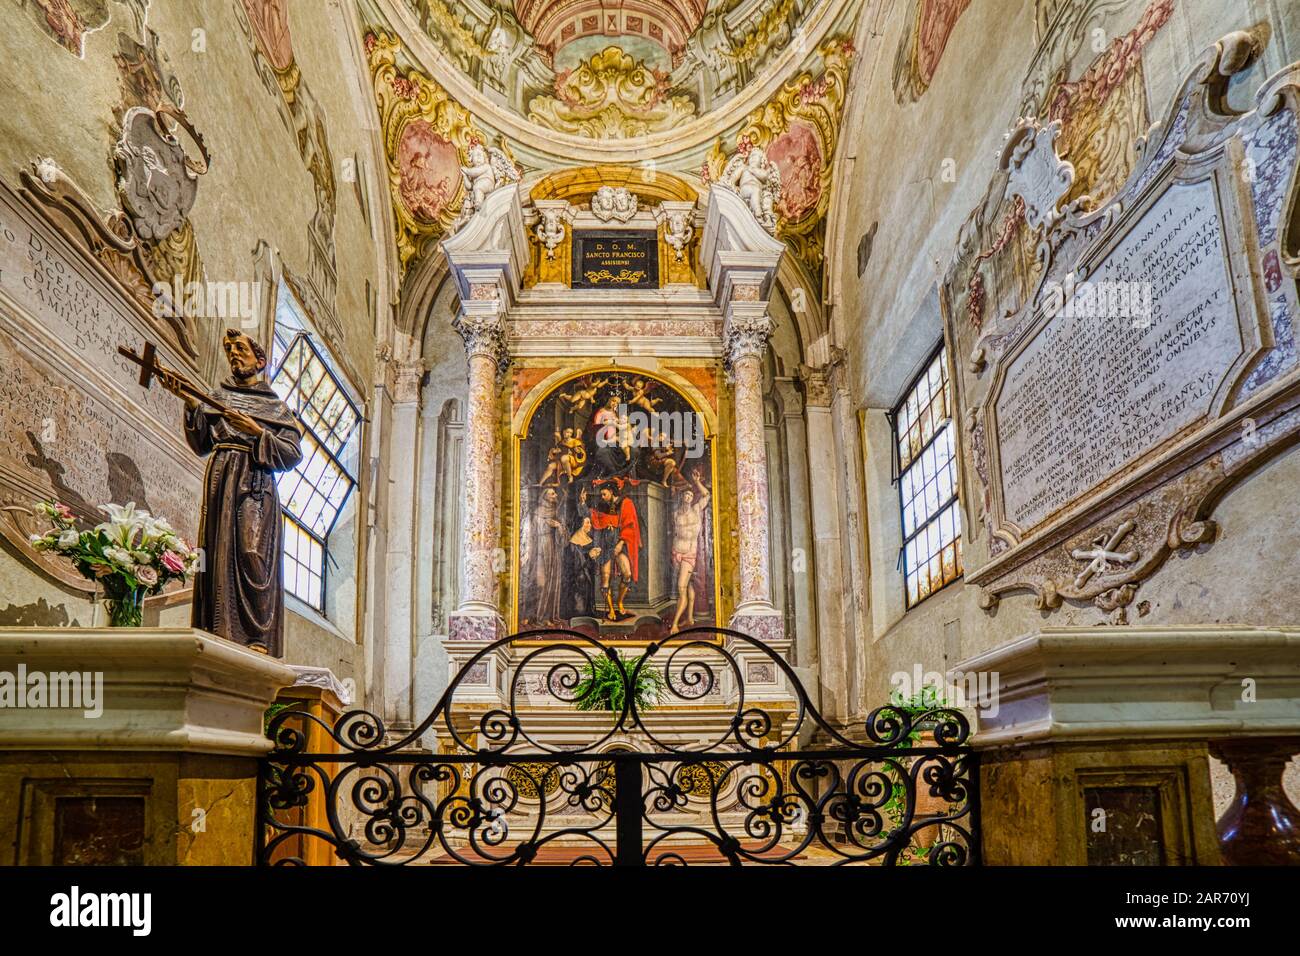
[894,344,962,607]
[269,282,360,610]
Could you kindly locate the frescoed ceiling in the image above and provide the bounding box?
[359,0,866,288]
[386,0,848,137]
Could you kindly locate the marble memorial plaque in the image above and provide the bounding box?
[0,176,202,583]
[946,39,1300,614]
[993,177,1252,530]
[0,185,184,425]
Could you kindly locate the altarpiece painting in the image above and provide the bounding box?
[515,371,717,641]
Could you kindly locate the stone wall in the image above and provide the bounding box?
[832,0,1300,706]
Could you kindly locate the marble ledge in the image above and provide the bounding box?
[954,625,1300,748]
[0,627,297,756]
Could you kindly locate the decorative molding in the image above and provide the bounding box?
[526,45,698,138]
[364,30,511,274]
[385,358,427,403]
[796,364,833,407]
[654,200,696,261]
[999,117,1075,232]
[288,664,354,705]
[531,199,573,258]
[703,36,855,276]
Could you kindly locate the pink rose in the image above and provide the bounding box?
[161,550,186,574]
[55,503,74,521]
[136,565,159,587]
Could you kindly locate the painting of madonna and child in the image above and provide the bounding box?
[517,371,717,641]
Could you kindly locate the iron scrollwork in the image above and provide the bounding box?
[259,626,979,866]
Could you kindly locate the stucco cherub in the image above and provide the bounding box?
[721,138,782,233]
[460,137,520,220]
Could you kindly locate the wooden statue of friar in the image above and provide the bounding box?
[154,329,303,655]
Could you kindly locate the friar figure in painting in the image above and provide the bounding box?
[157,329,303,655]
[523,486,565,626]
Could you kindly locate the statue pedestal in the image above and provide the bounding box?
[0,627,295,865]
[957,625,1300,865]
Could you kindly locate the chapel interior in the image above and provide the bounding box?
[0,0,1299,869]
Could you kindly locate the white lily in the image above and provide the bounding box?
[139,514,175,546]
[96,502,148,547]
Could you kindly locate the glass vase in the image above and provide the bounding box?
[104,587,145,627]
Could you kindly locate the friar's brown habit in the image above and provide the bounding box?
[184,379,302,655]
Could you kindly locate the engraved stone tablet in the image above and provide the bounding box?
[0,175,202,587]
[994,178,1251,530]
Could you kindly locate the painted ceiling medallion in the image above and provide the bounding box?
[527,46,698,138]
[365,30,506,272]
[706,36,855,275]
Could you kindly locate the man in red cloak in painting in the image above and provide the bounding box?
[588,477,641,622]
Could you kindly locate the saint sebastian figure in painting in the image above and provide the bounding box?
[157,330,303,655]
[670,467,710,634]
[588,481,641,621]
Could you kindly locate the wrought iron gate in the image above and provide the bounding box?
[258,627,979,866]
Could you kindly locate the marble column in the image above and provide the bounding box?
[772,378,816,680]
[724,295,783,641]
[828,350,868,720]
[448,287,507,641]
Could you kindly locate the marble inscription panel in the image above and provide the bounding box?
[994,177,1248,530]
[0,186,181,424]
[0,182,201,547]
[0,332,200,541]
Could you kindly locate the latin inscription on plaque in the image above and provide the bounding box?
[571,230,659,289]
[0,186,182,424]
[994,178,1249,530]
[0,179,200,547]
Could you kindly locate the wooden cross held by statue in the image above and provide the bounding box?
[118,341,236,416]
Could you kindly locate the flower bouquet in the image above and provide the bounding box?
[28,501,200,627]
